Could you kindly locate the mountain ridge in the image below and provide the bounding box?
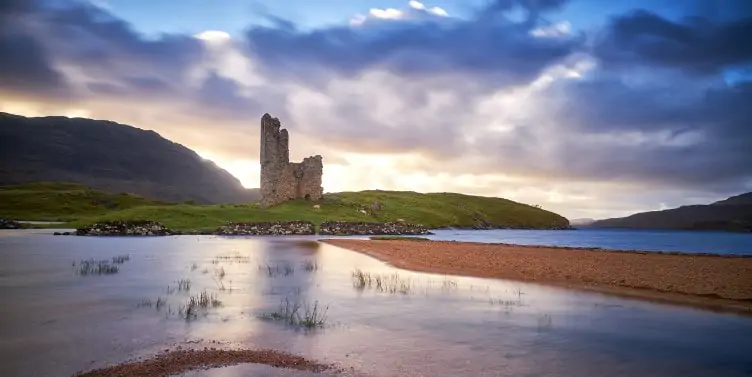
[589,193,752,232]
[0,112,259,204]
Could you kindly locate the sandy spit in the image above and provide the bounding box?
[73,348,334,377]
[321,239,752,315]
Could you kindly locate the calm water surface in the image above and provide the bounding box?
[429,228,752,255]
[0,230,751,377]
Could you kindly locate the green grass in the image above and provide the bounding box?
[1,183,570,231]
[0,182,169,221]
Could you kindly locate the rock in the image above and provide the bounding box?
[214,221,315,236]
[75,220,174,236]
[53,232,62,236]
[370,201,382,213]
[319,221,432,236]
[0,218,23,229]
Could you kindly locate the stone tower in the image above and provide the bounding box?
[259,113,323,207]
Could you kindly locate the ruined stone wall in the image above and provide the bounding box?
[259,114,323,207]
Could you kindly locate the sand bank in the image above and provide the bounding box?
[321,239,752,315]
[74,348,333,377]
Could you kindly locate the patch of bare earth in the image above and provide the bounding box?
[73,348,333,377]
[322,239,752,315]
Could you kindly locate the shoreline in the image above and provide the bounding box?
[320,239,752,316]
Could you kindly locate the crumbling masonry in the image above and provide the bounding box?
[259,113,323,207]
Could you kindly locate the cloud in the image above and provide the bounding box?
[594,9,752,75]
[0,0,751,219]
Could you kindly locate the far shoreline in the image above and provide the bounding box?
[320,239,752,316]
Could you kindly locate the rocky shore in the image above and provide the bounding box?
[70,220,432,236]
[322,239,752,315]
[319,221,432,236]
[0,218,23,229]
[214,221,315,236]
[75,220,174,236]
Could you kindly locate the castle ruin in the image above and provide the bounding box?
[259,113,323,207]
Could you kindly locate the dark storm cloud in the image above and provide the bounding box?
[244,0,583,86]
[471,77,752,192]
[594,9,752,75]
[40,2,204,81]
[0,0,69,98]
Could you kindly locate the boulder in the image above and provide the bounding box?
[0,218,23,229]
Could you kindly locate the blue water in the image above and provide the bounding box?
[427,228,752,255]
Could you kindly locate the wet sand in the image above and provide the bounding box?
[321,239,752,315]
[74,348,333,377]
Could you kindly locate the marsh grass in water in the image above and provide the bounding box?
[176,279,191,291]
[351,269,412,295]
[259,297,329,329]
[301,260,320,272]
[213,252,251,264]
[259,262,304,277]
[74,254,131,276]
[111,255,131,264]
[76,259,119,275]
[137,297,167,310]
[178,290,222,321]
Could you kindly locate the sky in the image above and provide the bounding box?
[1,0,751,220]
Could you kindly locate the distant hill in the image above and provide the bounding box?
[0,112,259,204]
[589,193,752,232]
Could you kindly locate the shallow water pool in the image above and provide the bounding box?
[0,231,750,376]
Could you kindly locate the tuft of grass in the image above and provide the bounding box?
[351,269,412,294]
[369,236,430,241]
[76,259,119,275]
[178,290,222,321]
[111,255,131,264]
[259,263,296,277]
[176,279,191,291]
[301,260,320,272]
[214,253,250,264]
[259,297,329,329]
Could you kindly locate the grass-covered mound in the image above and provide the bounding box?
[66,189,569,231]
[0,182,171,221]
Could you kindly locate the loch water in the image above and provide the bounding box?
[0,229,751,377]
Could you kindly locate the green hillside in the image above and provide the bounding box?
[1,184,570,231]
[64,190,568,231]
[0,182,171,221]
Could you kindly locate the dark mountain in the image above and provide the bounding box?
[589,193,752,232]
[711,192,752,206]
[0,112,260,204]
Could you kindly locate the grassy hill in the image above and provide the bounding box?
[0,182,171,221]
[0,184,569,231]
